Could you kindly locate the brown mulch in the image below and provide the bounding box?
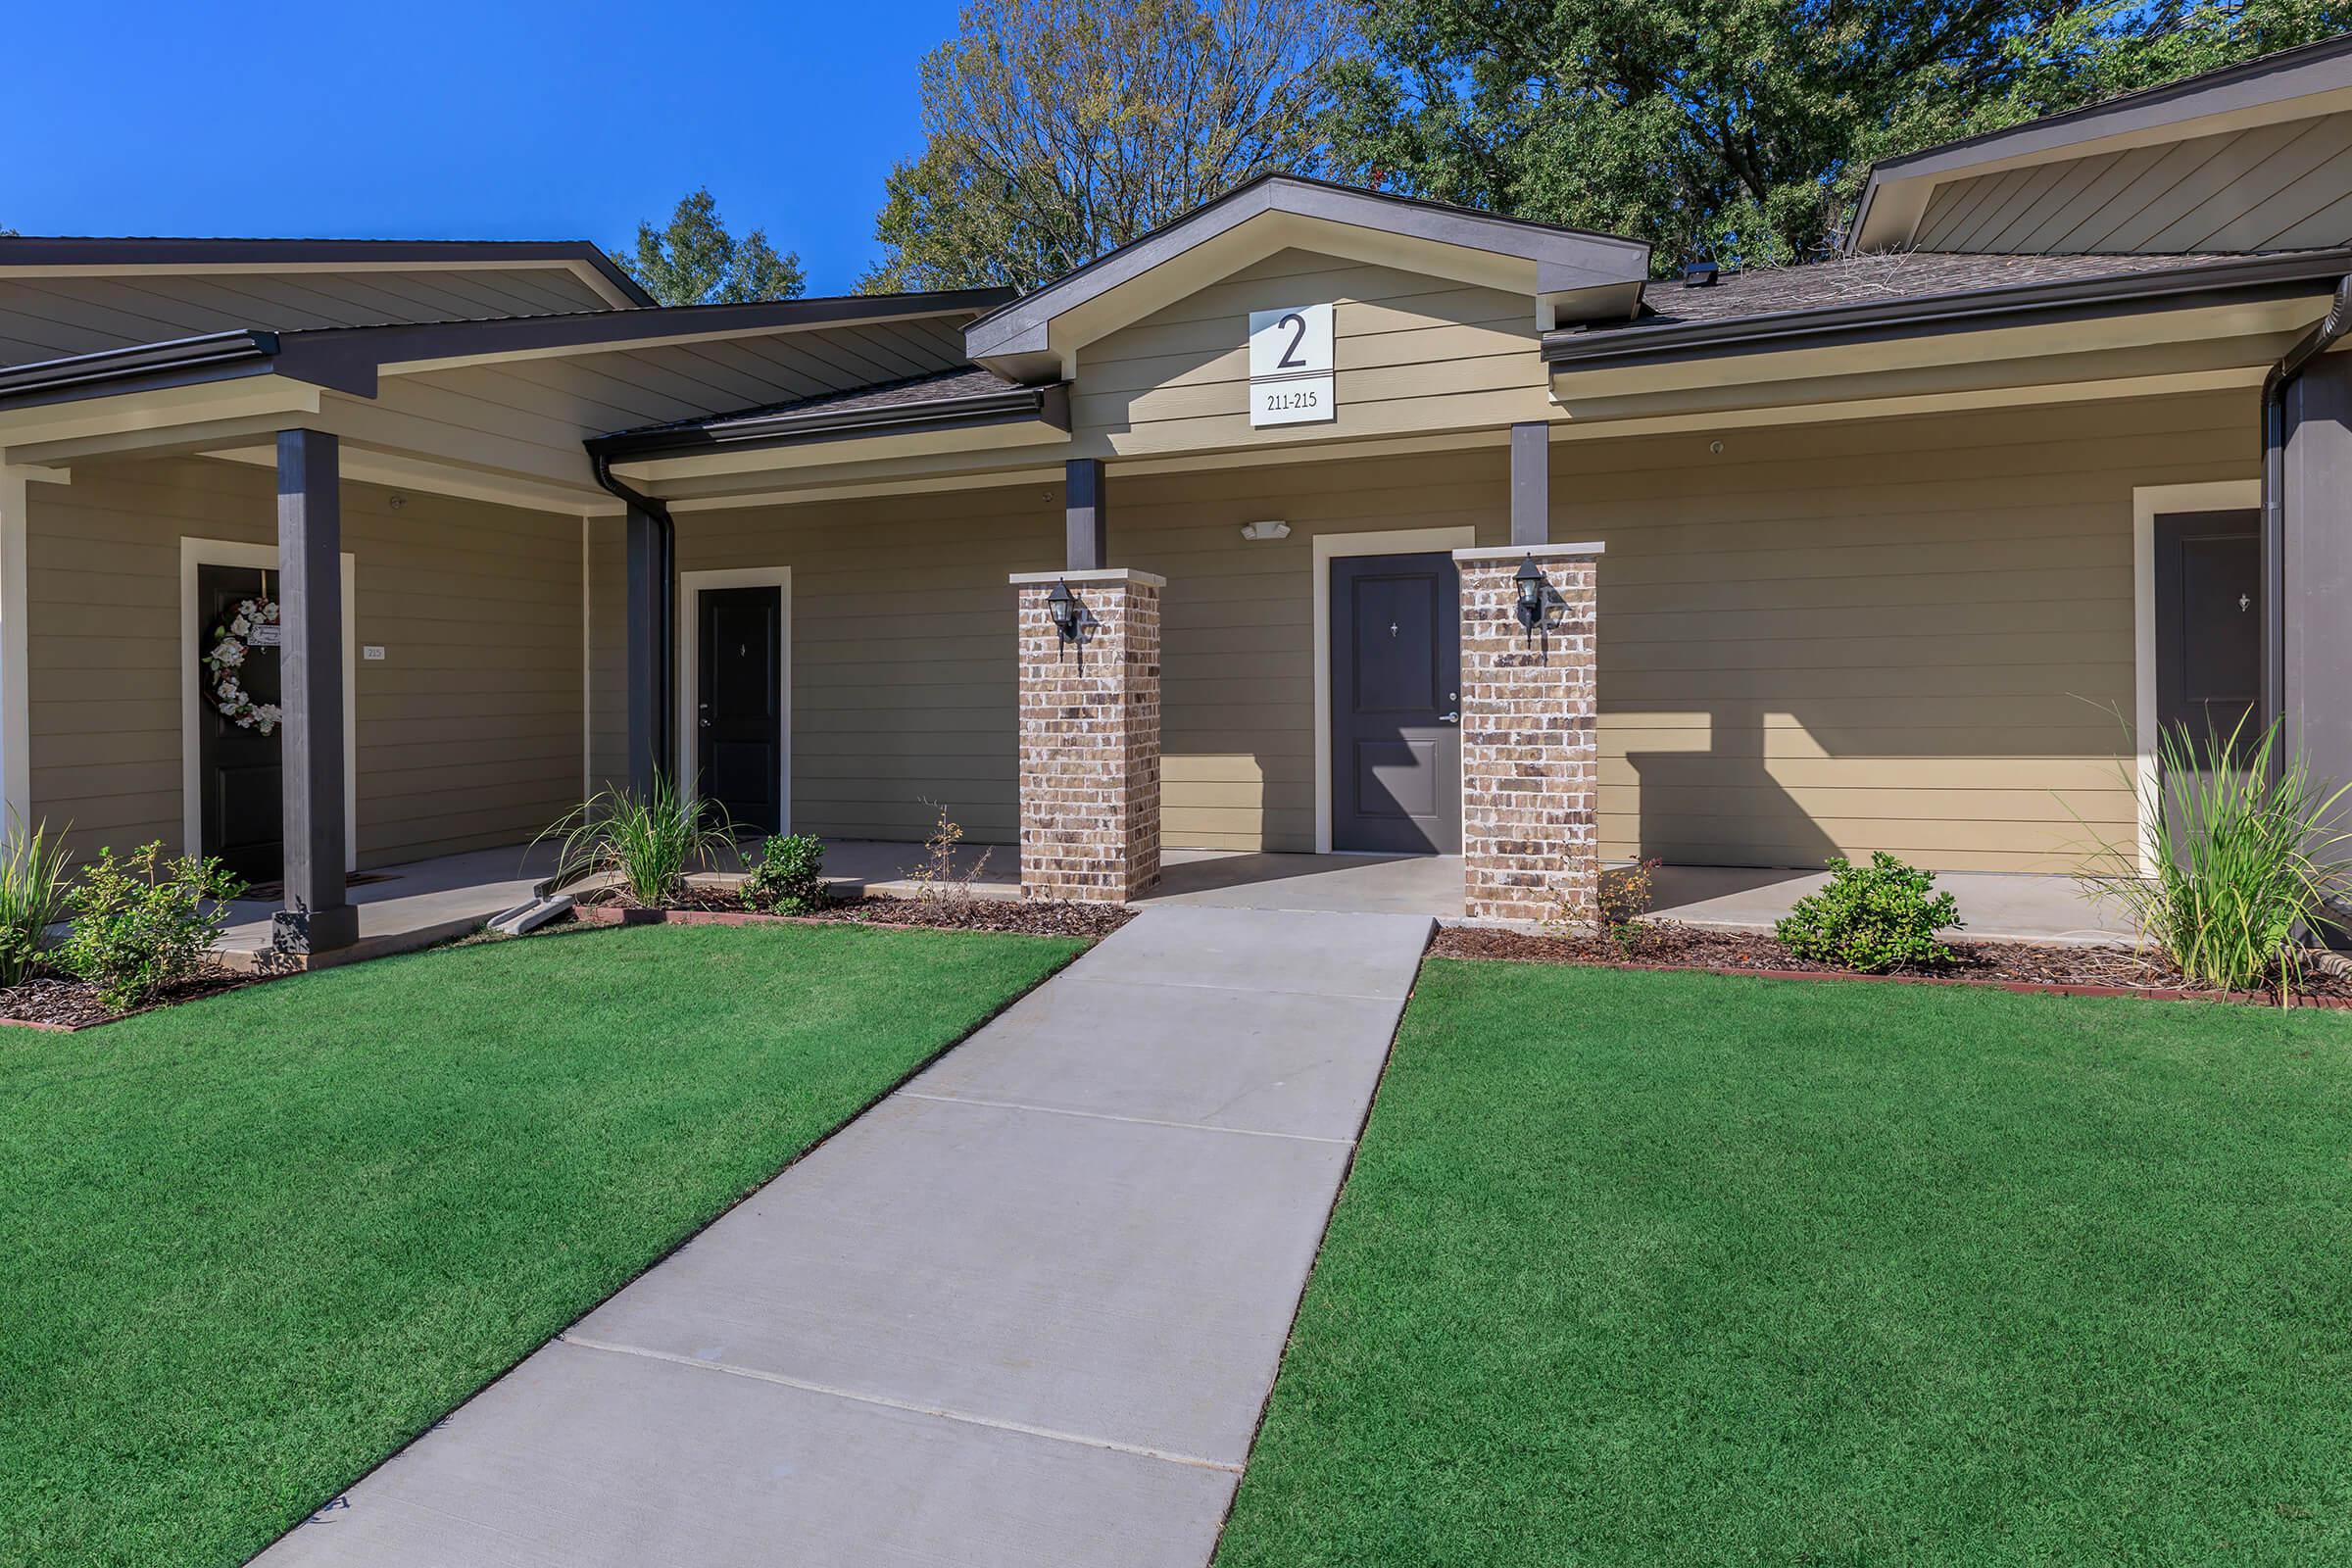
[1430,920,2352,1006]
[572,884,1130,940]
[0,965,269,1031]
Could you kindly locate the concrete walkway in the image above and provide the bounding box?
[257,906,1434,1568]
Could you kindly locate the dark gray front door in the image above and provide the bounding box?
[1330,553,1460,854]
[697,585,783,836]
[196,564,282,882]
[2156,510,2262,762]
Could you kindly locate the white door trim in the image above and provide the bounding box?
[1312,526,1478,854]
[676,566,792,834]
[2132,480,2259,876]
[179,536,358,871]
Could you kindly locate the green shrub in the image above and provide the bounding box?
[57,841,244,1011]
[2081,715,2352,999]
[1776,852,1962,972]
[0,817,72,988]
[538,777,737,906]
[743,833,826,914]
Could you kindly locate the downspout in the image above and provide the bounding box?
[590,450,676,791]
[2261,273,2352,761]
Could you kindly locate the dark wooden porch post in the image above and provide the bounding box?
[273,428,357,954]
[623,502,671,796]
[1510,421,1549,547]
[1066,458,1106,570]
[2281,355,2352,804]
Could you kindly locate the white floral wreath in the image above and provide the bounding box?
[204,596,285,736]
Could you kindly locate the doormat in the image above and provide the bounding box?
[238,870,397,902]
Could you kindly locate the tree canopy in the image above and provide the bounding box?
[1326,0,2352,271]
[860,0,1357,293]
[615,189,807,306]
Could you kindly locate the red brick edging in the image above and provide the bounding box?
[1447,950,2352,1009]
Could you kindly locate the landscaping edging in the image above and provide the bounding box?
[1432,933,2352,1009]
[569,896,1130,940]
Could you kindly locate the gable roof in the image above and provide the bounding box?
[964,173,1651,382]
[1544,245,2352,366]
[1848,30,2352,254]
[0,235,657,310]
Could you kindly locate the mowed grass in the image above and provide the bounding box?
[1217,960,2352,1568]
[0,921,1080,1568]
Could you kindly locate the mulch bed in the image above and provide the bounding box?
[1431,921,2352,1008]
[572,886,1130,940]
[0,965,270,1032]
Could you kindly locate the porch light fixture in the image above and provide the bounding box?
[1046,578,1097,650]
[1514,554,1548,642]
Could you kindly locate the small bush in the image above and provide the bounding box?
[539,777,737,906]
[908,801,993,906]
[0,817,72,988]
[2080,715,2352,999]
[743,833,826,914]
[1776,852,1962,972]
[58,841,244,1011]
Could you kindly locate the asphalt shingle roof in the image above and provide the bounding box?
[1634,249,2255,327]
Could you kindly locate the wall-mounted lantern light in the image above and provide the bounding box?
[1514,555,1547,642]
[1046,578,1097,652]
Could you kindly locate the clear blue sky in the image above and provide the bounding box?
[0,0,966,295]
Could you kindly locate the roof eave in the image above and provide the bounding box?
[0,330,295,412]
[588,382,1071,463]
[1542,250,2352,368]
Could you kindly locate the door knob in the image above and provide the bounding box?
[1440,710,1459,724]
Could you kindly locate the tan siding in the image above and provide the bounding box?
[27,457,584,868]
[1914,110,2352,253]
[621,395,2249,873]
[1073,248,1549,456]
[587,518,629,798]
[1577,391,2252,871]
[0,266,614,366]
[671,485,1062,845]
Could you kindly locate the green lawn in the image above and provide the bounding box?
[0,921,1080,1568]
[1217,961,2352,1568]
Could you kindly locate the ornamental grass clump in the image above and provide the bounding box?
[539,777,738,907]
[2081,716,2352,1002]
[57,841,243,1012]
[1776,852,1962,973]
[0,817,72,988]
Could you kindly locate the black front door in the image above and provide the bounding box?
[2156,510,2262,760]
[196,564,283,883]
[697,585,783,836]
[1330,553,1461,854]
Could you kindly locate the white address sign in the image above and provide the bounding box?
[1247,303,1334,427]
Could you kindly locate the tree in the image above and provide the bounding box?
[615,189,806,306]
[860,0,1356,294]
[1327,0,2352,273]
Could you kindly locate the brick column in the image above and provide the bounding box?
[1455,543,1604,924]
[1011,568,1162,903]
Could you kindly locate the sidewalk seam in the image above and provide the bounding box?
[894,1090,1356,1145]
[557,1334,1246,1475]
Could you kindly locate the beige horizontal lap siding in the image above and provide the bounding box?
[1913,110,2352,253]
[0,266,614,366]
[1073,247,1550,457]
[1117,453,1511,851]
[27,456,584,868]
[586,519,629,799]
[669,485,1062,846]
[1575,390,2253,872]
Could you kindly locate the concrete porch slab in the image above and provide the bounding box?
[1644,864,2137,946]
[214,842,564,969]
[256,1338,1234,1568]
[570,1092,1352,1467]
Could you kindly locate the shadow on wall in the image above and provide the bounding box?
[1624,701,1844,871]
